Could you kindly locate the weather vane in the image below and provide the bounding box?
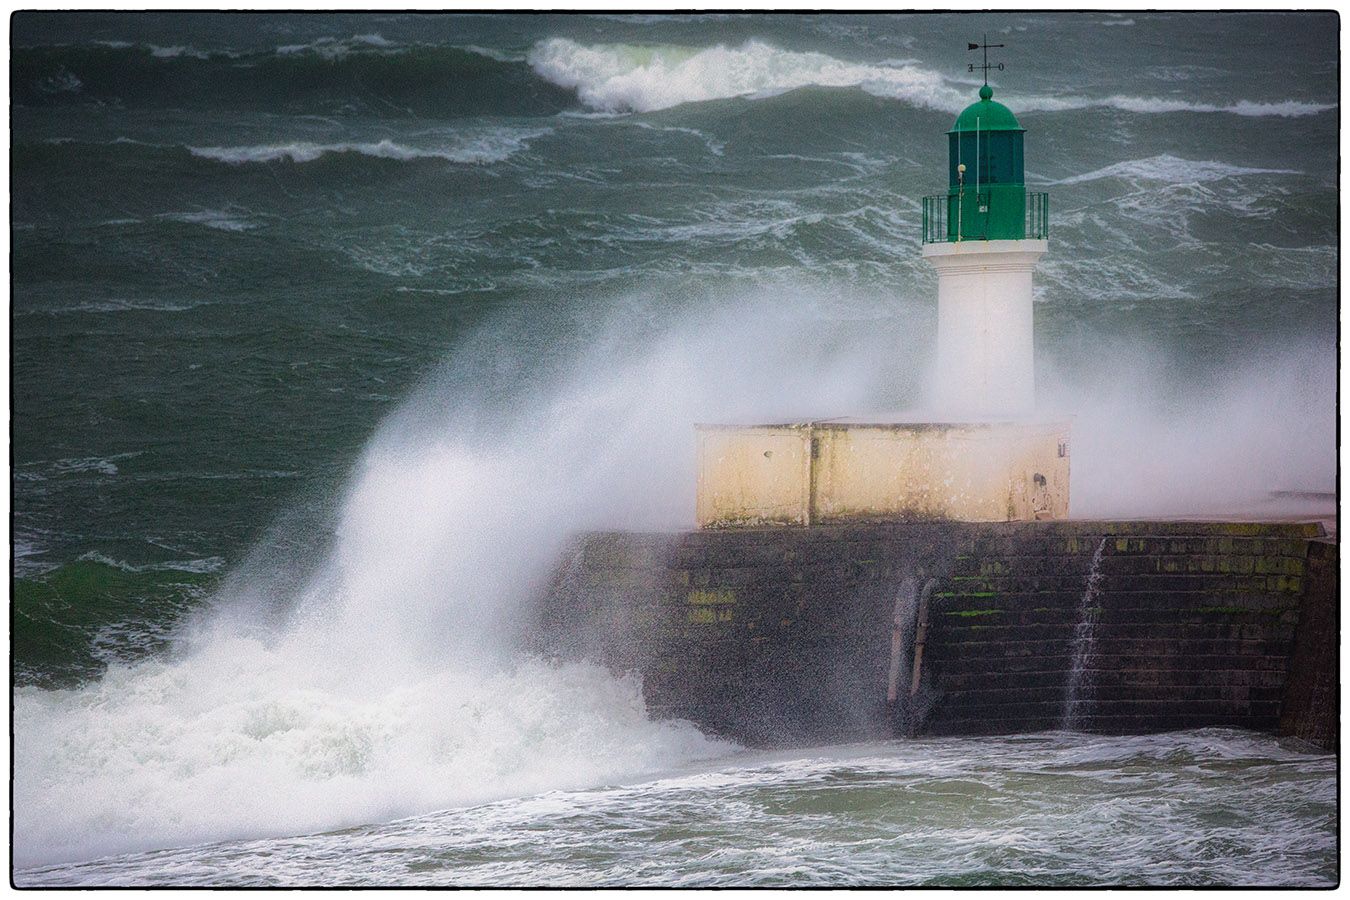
[967,34,1005,85]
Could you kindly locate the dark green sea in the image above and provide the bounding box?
[11,12,1337,886]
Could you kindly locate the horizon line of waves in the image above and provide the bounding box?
[526,37,1334,119]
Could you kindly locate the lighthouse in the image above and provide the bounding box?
[692,43,1068,527]
[922,73,1049,416]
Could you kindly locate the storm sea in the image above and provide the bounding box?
[11,12,1337,887]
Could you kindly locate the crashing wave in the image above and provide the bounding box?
[527,37,968,114]
[527,37,1335,120]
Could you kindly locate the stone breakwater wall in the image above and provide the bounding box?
[531,522,1336,750]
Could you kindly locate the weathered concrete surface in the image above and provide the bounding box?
[532,521,1333,748]
[695,421,1070,528]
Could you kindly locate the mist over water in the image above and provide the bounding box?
[12,11,1337,882]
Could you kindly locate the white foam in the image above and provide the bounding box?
[13,653,726,868]
[1013,93,1333,118]
[22,297,212,316]
[1051,154,1301,186]
[275,34,399,60]
[157,210,257,232]
[148,44,210,60]
[36,69,82,94]
[463,44,527,64]
[527,37,1334,119]
[50,453,140,476]
[526,37,967,114]
[190,130,548,166]
[76,551,226,575]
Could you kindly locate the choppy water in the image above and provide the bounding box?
[16,731,1336,887]
[12,11,1338,886]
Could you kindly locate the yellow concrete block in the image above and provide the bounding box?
[696,420,1070,527]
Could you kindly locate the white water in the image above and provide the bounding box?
[1061,538,1107,731]
[526,37,1334,117]
[191,128,549,166]
[1049,154,1301,186]
[10,297,918,869]
[19,730,1336,887]
[527,38,970,114]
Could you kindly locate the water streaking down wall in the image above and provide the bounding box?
[536,522,1334,749]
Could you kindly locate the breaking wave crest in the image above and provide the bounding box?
[527,37,968,113]
[527,37,1334,119]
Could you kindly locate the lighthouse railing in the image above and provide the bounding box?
[922,195,947,243]
[1025,191,1050,240]
[922,190,1049,243]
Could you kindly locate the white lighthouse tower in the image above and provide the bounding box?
[921,74,1048,417]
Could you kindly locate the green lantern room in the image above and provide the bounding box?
[922,84,1049,243]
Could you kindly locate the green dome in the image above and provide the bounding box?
[947,84,1024,134]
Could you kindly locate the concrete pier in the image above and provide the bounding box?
[532,521,1336,750]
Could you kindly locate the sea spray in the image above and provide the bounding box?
[1061,537,1108,731]
[13,280,1338,867]
[1039,339,1335,518]
[12,293,928,868]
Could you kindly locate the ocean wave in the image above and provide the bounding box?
[462,44,528,64]
[148,44,211,60]
[527,37,968,114]
[190,130,548,166]
[1014,94,1334,118]
[527,37,1334,120]
[275,33,399,59]
[36,68,82,94]
[92,39,218,59]
[16,297,216,316]
[1052,154,1301,185]
[157,209,258,232]
[13,653,729,868]
[49,453,141,476]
